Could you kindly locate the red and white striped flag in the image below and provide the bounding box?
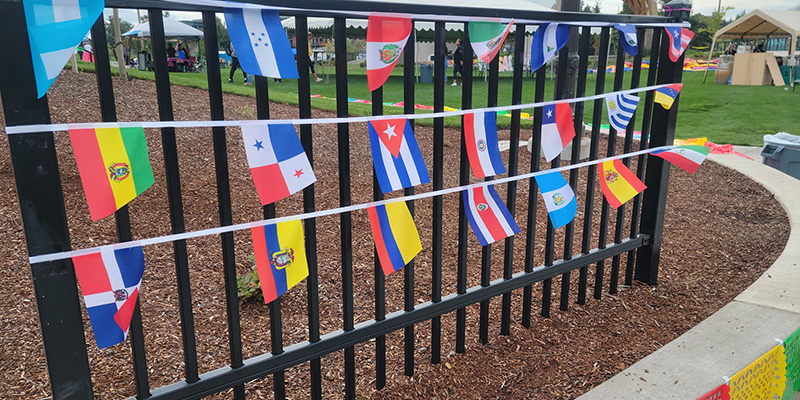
[367,15,412,92]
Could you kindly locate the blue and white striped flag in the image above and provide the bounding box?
[615,24,638,56]
[23,0,103,98]
[530,23,569,73]
[606,93,641,133]
[534,171,576,229]
[223,8,299,79]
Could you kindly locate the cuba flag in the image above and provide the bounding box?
[251,220,309,304]
[615,24,638,56]
[224,8,299,79]
[530,23,569,73]
[23,0,104,98]
[369,118,430,193]
[535,172,576,229]
[606,93,640,133]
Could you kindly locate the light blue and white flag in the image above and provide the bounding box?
[23,0,103,98]
[605,93,640,133]
[223,8,299,79]
[530,23,569,73]
[534,171,576,229]
[615,24,638,56]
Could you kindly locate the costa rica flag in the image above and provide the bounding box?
[368,118,430,193]
[463,185,520,246]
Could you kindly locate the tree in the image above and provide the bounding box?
[689,7,733,49]
[105,15,133,55]
[581,0,601,13]
[216,16,230,50]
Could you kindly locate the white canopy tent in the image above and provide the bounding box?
[123,17,204,39]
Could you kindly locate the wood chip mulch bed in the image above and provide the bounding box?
[0,71,790,399]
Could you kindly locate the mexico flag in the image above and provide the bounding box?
[367,15,412,92]
[650,145,710,174]
[468,20,514,63]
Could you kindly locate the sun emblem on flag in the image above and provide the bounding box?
[477,203,489,211]
[477,139,487,152]
[271,248,295,270]
[108,162,130,182]
[609,99,617,110]
[113,289,129,302]
[604,170,619,183]
[552,192,564,206]
[379,44,402,64]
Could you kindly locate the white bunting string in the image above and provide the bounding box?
[28,145,672,265]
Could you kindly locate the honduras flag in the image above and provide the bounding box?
[224,8,299,79]
[615,24,638,56]
[23,0,103,98]
[534,172,576,229]
[606,93,640,133]
[530,23,569,73]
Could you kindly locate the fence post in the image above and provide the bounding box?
[0,2,93,399]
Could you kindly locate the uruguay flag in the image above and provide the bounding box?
[224,8,299,79]
[72,247,145,349]
[23,0,103,98]
[463,185,520,246]
[606,93,640,133]
[367,201,422,276]
[615,24,638,56]
[530,23,569,73]
[464,111,506,179]
[369,118,430,193]
[534,172,576,229]
[666,27,694,62]
[541,102,576,162]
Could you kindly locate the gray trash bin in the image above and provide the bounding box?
[420,64,433,83]
[761,132,800,179]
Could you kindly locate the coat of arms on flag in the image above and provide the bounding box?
[251,220,309,304]
[224,8,299,79]
[468,20,515,64]
[368,118,430,193]
[614,24,638,56]
[463,184,520,246]
[464,111,506,179]
[650,145,710,174]
[535,171,576,229]
[367,15,413,91]
[599,159,646,209]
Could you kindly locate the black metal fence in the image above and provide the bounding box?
[0,0,685,399]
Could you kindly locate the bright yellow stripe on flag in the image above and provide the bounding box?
[276,220,308,290]
[386,202,422,264]
[96,127,137,209]
[603,161,639,204]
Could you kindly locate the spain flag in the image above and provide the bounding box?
[599,159,646,209]
[251,220,308,303]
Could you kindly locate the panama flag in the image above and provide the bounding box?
[243,124,316,205]
[22,0,104,98]
[530,23,569,73]
[599,159,646,209]
[541,102,576,162]
[368,118,430,193]
[463,185,520,246]
[367,15,412,91]
[367,201,422,276]
[535,172,577,229]
[468,20,515,63]
[464,111,506,179]
[666,27,694,62]
[251,220,308,304]
[654,83,683,110]
[615,24,638,56]
[606,93,641,133]
[651,145,710,174]
[72,246,145,349]
[224,8,299,79]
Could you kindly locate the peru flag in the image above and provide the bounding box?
[463,185,520,246]
[464,111,506,178]
[541,102,576,162]
[367,15,412,92]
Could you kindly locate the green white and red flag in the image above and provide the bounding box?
[650,145,710,174]
[468,20,514,63]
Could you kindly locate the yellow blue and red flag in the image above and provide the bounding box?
[251,220,308,303]
[654,83,683,110]
[599,159,646,209]
[367,202,422,275]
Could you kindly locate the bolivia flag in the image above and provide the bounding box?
[468,20,514,63]
[367,15,412,92]
[654,83,683,110]
[251,220,308,304]
[598,159,646,209]
[69,126,154,221]
[367,201,422,275]
[651,145,710,174]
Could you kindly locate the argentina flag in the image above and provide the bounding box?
[534,171,576,229]
[23,0,103,98]
[224,8,299,79]
[530,23,569,73]
[614,24,638,56]
[605,93,641,133]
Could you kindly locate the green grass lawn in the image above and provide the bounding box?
[79,61,798,146]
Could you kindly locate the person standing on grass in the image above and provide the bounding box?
[452,38,463,86]
[308,32,322,82]
[227,41,247,83]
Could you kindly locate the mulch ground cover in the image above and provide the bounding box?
[0,71,790,399]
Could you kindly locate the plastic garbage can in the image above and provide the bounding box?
[420,64,433,83]
[780,65,793,86]
[761,132,800,180]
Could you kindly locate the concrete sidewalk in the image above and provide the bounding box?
[577,147,800,400]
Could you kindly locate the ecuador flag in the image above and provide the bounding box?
[368,202,421,275]
[599,159,646,209]
[69,126,154,221]
[251,220,308,304]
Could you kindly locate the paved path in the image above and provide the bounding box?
[578,147,800,400]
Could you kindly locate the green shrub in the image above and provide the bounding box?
[237,255,263,303]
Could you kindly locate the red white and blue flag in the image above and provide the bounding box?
[367,15,412,91]
[541,102,576,162]
[463,185,520,246]
[369,118,430,193]
[243,124,316,205]
[666,27,693,62]
[464,111,506,179]
[72,247,145,349]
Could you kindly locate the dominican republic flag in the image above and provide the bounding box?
[654,83,683,110]
[464,111,506,179]
[468,20,515,63]
[666,27,694,62]
[463,185,520,246]
[243,124,315,205]
[22,0,103,98]
[606,93,640,133]
[367,15,412,92]
[541,102,576,162]
[530,23,569,73]
[369,118,430,193]
[650,145,710,174]
[535,171,576,229]
[224,8,299,79]
[367,201,422,276]
[615,24,638,56]
[72,247,145,349]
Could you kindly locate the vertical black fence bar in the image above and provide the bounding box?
[560,25,591,312]
[371,86,387,390]
[455,22,472,354]
[577,27,610,305]
[148,10,200,383]
[479,53,499,344]
[626,28,661,287]
[500,23,526,335]
[430,20,446,365]
[402,28,417,377]
[90,16,151,398]
[333,17,356,400]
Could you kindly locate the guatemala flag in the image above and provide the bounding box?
[615,24,638,56]
[224,8,299,79]
[530,23,569,73]
[23,0,104,98]
[605,93,640,133]
[534,171,576,229]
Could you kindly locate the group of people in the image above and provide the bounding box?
[226,31,322,85]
